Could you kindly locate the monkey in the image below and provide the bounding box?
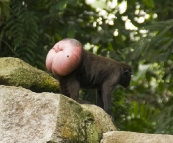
[46,38,132,115]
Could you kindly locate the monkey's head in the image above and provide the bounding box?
[119,65,132,88]
[46,38,83,76]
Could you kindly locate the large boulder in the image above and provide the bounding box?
[0,85,116,143]
[82,104,116,138]
[101,131,173,143]
[0,57,59,93]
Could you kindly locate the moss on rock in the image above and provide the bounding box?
[52,95,100,143]
[0,57,59,93]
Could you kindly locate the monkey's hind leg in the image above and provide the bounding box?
[61,75,80,101]
[96,89,104,108]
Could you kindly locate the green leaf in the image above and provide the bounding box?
[142,0,154,8]
[56,0,68,11]
[160,38,173,51]
[152,26,172,44]
[153,52,170,62]
[67,29,75,38]
[158,82,164,93]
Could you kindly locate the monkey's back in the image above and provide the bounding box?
[75,50,122,89]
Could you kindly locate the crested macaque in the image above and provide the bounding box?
[46,38,132,114]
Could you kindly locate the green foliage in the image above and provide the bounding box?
[131,19,173,63]
[156,98,173,134]
[143,0,155,8]
[0,0,41,67]
[111,87,130,130]
[128,1,173,133]
[123,101,158,133]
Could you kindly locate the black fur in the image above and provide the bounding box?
[57,49,132,115]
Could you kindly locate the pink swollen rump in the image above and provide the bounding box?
[46,40,82,76]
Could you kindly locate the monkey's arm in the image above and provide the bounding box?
[96,89,104,108]
[59,75,80,100]
[97,71,120,115]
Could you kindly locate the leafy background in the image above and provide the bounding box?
[1,0,173,133]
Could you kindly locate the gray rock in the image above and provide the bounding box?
[0,57,59,93]
[82,104,116,135]
[0,85,116,143]
[101,131,173,143]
